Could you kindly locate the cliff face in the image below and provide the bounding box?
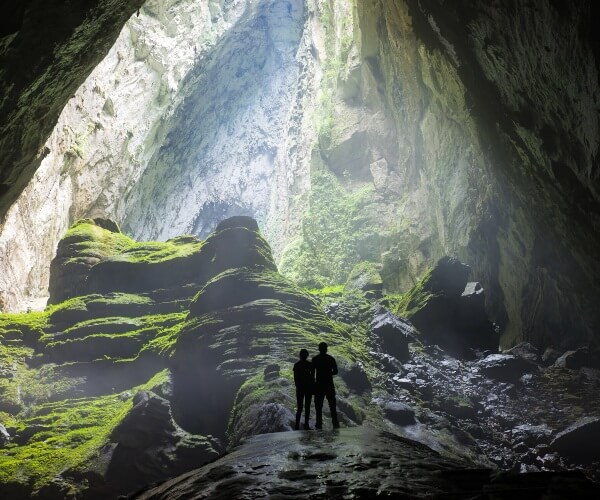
[0,0,599,351]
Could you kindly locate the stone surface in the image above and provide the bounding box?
[106,390,221,494]
[476,354,538,383]
[1,0,600,367]
[551,417,600,464]
[506,342,541,364]
[404,258,499,353]
[554,347,600,370]
[370,305,414,361]
[382,400,416,426]
[133,428,600,499]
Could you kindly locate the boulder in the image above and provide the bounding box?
[476,354,538,382]
[511,424,553,446]
[542,347,561,366]
[405,258,498,354]
[107,391,221,492]
[505,342,541,364]
[554,347,600,370]
[340,363,372,394]
[371,305,414,362]
[345,262,383,298]
[423,256,471,296]
[263,364,280,381]
[381,400,416,425]
[551,416,600,464]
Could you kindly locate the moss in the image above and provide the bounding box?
[0,369,169,490]
[279,167,382,287]
[308,284,345,296]
[391,268,436,318]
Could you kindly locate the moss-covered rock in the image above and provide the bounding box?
[345,261,383,298]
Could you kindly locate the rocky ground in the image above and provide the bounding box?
[1,217,599,498]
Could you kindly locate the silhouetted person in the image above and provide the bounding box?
[312,342,339,429]
[293,348,313,430]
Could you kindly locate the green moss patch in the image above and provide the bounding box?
[0,370,169,490]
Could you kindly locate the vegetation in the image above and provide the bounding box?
[279,167,382,287]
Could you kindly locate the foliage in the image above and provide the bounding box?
[279,167,381,287]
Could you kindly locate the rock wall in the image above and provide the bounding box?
[0,0,249,310]
[280,0,600,349]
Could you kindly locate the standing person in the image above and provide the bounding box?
[312,342,339,429]
[293,348,313,430]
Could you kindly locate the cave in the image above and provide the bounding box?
[1,0,599,498]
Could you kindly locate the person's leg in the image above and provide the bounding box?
[304,392,312,429]
[295,389,304,430]
[326,389,339,428]
[314,392,324,429]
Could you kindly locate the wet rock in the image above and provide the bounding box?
[107,390,220,493]
[0,423,10,447]
[263,364,280,381]
[407,258,498,353]
[132,428,600,499]
[393,376,415,393]
[555,347,600,370]
[371,351,403,373]
[370,305,414,361]
[512,424,553,447]
[230,402,294,441]
[551,416,600,464]
[476,354,538,382]
[542,347,561,366]
[505,342,540,363]
[382,400,416,425]
[340,363,371,394]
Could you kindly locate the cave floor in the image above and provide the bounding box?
[134,427,600,499]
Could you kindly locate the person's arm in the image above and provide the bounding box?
[293,364,298,386]
[331,357,338,376]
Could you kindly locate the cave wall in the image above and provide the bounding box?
[279,0,600,349]
[0,0,249,310]
[0,0,144,227]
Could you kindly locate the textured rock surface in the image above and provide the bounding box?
[2,218,600,496]
[133,428,600,499]
[0,0,144,220]
[0,0,252,311]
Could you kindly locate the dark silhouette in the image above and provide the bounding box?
[312,342,339,429]
[293,348,313,430]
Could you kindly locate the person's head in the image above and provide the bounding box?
[318,342,328,353]
[299,348,309,360]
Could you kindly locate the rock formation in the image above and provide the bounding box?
[0,217,599,498]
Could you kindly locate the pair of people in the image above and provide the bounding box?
[293,342,339,430]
